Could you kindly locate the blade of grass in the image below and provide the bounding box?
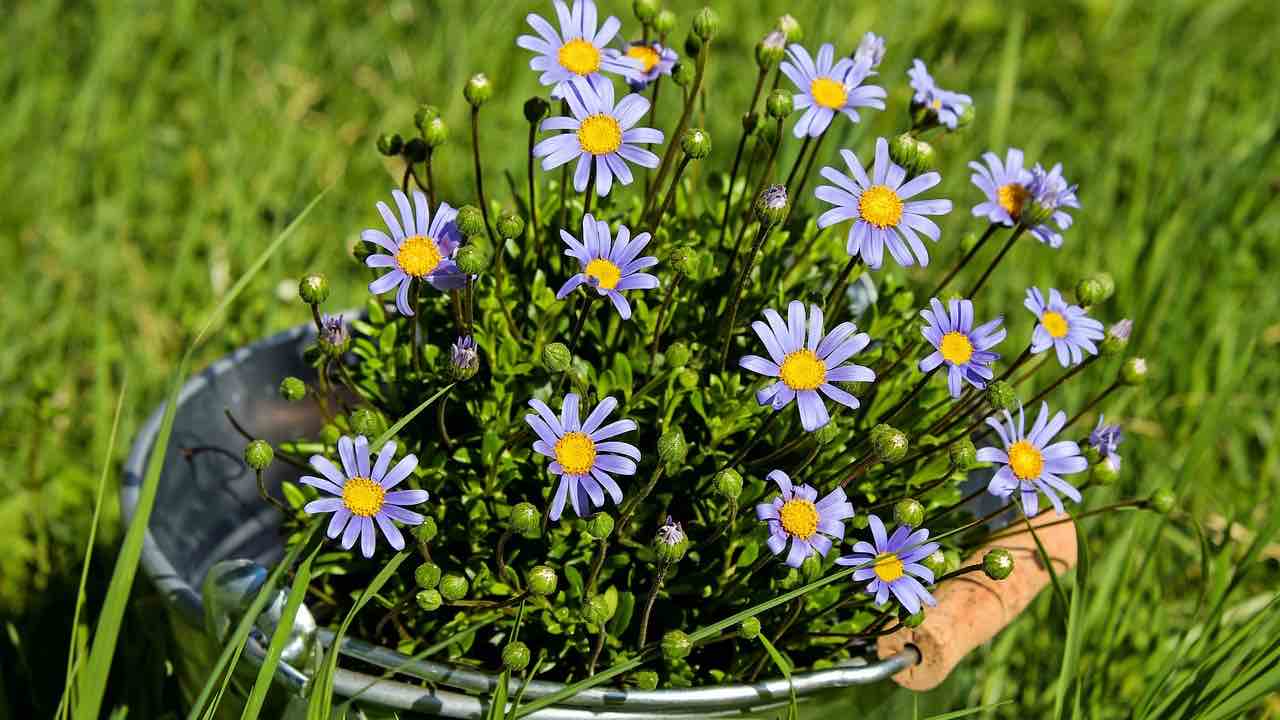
[756,633,797,720]
[240,542,324,719]
[372,382,455,448]
[1053,519,1089,720]
[923,703,1013,720]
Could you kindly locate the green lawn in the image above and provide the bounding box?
[2,0,1279,717]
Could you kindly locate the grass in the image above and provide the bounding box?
[1,0,1278,717]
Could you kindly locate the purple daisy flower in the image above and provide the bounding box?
[919,297,1006,398]
[525,393,639,521]
[755,470,855,568]
[516,0,642,100]
[622,40,677,90]
[1024,287,1105,367]
[780,43,886,138]
[1024,163,1080,248]
[532,76,664,197]
[1089,415,1123,471]
[969,148,1034,227]
[907,59,972,130]
[853,32,886,69]
[301,435,427,558]
[979,402,1088,517]
[361,189,464,317]
[739,300,876,432]
[814,137,954,269]
[836,514,938,615]
[555,213,658,319]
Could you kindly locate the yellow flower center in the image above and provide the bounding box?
[778,498,819,538]
[779,349,826,391]
[1041,310,1069,339]
[930,97,943,110]
[554,431,597,475]
[396,235,443,278]
[558,38,601,76]
[939,331,974,365]
[342,477,386,517]
[1008,440,1044,480]
[577,114,623,155]
[873,552,905,582]
[584,257,622,290]
[858,185,905,228]
[997,182,1030,219]
[810,77,848,110]
[626,44,661,73]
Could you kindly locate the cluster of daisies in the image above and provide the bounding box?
[295,0,1123,624]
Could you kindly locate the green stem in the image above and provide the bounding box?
[718,68,769,247]
[636,559,670,648]
[719,218,778,371]
[526,118,539,252]
[647,273,683,367]
[930,223,999,298]
[966,225,1026,298]
[470,106,495,244]
[646,41,710,212]
[823,255,863,318]
[649,155,692,231]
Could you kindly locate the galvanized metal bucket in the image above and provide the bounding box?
[121,303,922,719]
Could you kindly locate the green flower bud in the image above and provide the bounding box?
[653,9,676,34]
[949,438,978,469]
[463,73,492,106]
[511,502,542,538]
[681,128,711,159]
[903,609,926,628]
[523,96,550,124]
[1094,272,1116,301]
[888,133,937,179]
[662,630,692,660]
[692,7,719,40]
[376,132,403,156]
[502,641,531,671]
[921,549,948,578]
[658,428,687,469]
[582,594,614,624]
[755,30,786,69]
[1120,357,1148,386]
[678,368,699,389]
[244,440,273,471]
[413,104,440,132]
[943,549,962,574]
[280,376,307,402]
[683,32,702,58]
[1091,456,1120,484]
[754,184,789,223]
[987,380,1018,412]
[1082,445,1102,464]
[586,512,615,540]
[403,137,428,163]
[871,424,909,462]
[542,342,572,373]
[983,548,1015,580]
[456,205,486,237]
[1101,319,1132,356]
[955,102,976,129]
[527,565,558,596]
[776,14,802,42]
[765,89,794,119]
[439,573,469,602]
[814,420,841,446]
[714,468,743,500]
[894,498,925,528]
[671,61,694,87]
[632,0,659,24]
[654,517,689,563]
[633,670,659,690]
[850,514,870,531]
[298,273,330,305]
[416,589,443,611]
[414,516,438,543]
[742,111,760,134]
[666,341,692,367]
[415,562,442,589]
[455,243,491,275]
[800,552,823,582]
[669,247,696,275]
[320,424,341,446]
[1075,277,1106,307]
[350,408,384,438]
[422,117,449,148]
[738,616,761,639]
[496,211,525,239]
[1149,489,1176,515]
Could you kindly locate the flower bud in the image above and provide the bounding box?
[683,31,702,58]
[888,133,937,179]
[949,438,978,469]
[511,502,542,538]
[871,424,909,462]
[318,314,350,357]
[422,116,449,148]
[280,376,307,402]
[1075,276,1106,307]
[692,7,719,40]
[854,32,886,69]
[666,341,692,367]
[1101,319,1132,356]
[662,630,692,660]
[658,428,687,469]
[1120,357,1148,386]
[523,97,550,125]
[1091,456,1120,484]
[742,111,760,134]
[414,516,438,543]
[987,380,1018,412]
[350,408,384,438]
[654,517,689,563]
[738,616,761,639]
[413,104,440,132]
[800,552,823,582]
[496,211,525,239]
[527,565,558,596]
[298,272,330,305]
[681,128,711,159]
[244,440,273,471]
[416,589,443,611]
[586,512,615,540]
[903,609,926,628]
[894,498,925,528]
[754,184,789,223]
[678,368,699,389]
[943,549,962,574]
[671,60,694,87]
[439,573,469,602]
[653,9,676,34]
[955,103,976,129]
[714,468,743,500]
[582,594,614,624]
[765,89,794,119]
[1149,489,1176,515]
[452,242,488,276]
[463,73,492,106]
[755,30,786,69]
[542,342,572,373]
[776,14,802,42]
[850,514,870,531]
[921,549,948,578]
[415,562,442,589]
[403,137,428,163]
[376,132,403,156]
[814,420,841,446]
[456,205,486,237]
[502,641,531,671]
[632,0,658,24]
[633,670,659,690]
[983,548,1014,580]
[449,335,479,381]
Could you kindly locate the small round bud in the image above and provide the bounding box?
[413,105,439,133]
[318,314,350,357]
[298,273,330,305]
[850,514,870,531]
[527,565,558,597]
[683,32,702,58]
[714,469,743,500]
[903,609,926,628]
[422,117,449,148]
[350,408,384,438]
[666,341,692,367]
[692,7,719,40]
[671,61,694,87]
[455,243,491,275]
[654,517,689,563]
[657,428,687,469]
[776,14,802,42]
[943,549,962,574]
[582,594,614,624]
[633,671,659,690]
[455,205,486,237]
[414,516,438,543]
[738,616,761,640]
[632,0,658,24]
[416,589,443,611]
[523,96,550,124]
[949,438,978,470]
[987,380,1018,412]
[888,133,937,179]
[502,641,531,671]
[681,128,711,159]
[244,440,273,471]
[653,9,676,34]
[1075,277,1106,307]
[742,111,760,134]
[496,211,525,239]
[755,30,786,69]
[871,424,909,462]
[765,89,793,119]
[1101,319,1133,356]
[280,376,307,402]
[894,499,925,528]
[439,574,469,602]
[586,512,615,540]
[449,335,480,381]
[403,137,428,163]
[463,73,492,106]
[955,102,976,129]
[1149,489,1176,515]
[1120,357,1149,386]
[669,247,697,275]
[754,184,789,223]
[921,549,948,578]
[800,552,823,582]
[415,562,442,589]
[661,630,692,661]
[983,548,1015,580]
[542,342,572,373]
[376,132,403,156]
[1091,456,1120,485]
[511,502,542,538]
[1094,272,1116,301]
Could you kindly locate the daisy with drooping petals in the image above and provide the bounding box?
[556,213,658,319]
[301,435,428,558]
[525,393,639,521]
[815,137,954,269]
[836,514,938,614]
[532,76,664,197]
[756,470,855,568]
[1089,415,1123,472]
[979,402,1088,517]
[780,43,885,138]
[907,59,972,130]
[969,148,1034,227]
[1024,287,1105,367]
[362,189,464,317]
[919,297,1006,398]
[517,0,641,99]
[853,32,886,69]
[740,301,876,432]
[623,40,677,90]
[1024,162,1080,248]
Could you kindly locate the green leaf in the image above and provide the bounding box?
[1053,519,1089,720]
[240,542,323,719]
[373,383,456,447]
